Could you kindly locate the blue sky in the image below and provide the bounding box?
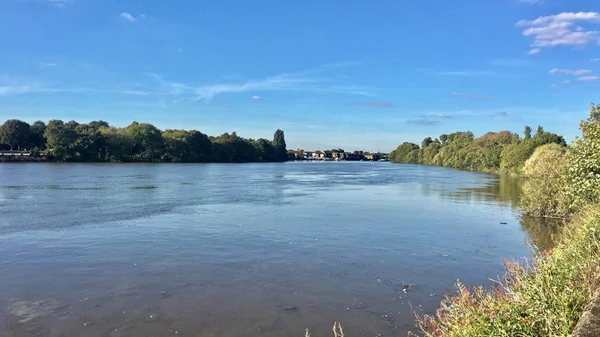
[1,0,600,151]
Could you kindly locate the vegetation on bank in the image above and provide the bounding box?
[0,119,288,163]
[390,125,565,175]
[415,104,600,336]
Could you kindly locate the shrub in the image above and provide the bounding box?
[565,104,600,212]
[521,144,570,218]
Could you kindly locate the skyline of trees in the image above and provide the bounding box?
[0,119,288,163]
[390,125,566,174]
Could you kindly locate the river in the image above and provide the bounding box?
[0,162,546,336]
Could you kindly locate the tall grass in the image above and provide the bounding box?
[416,205,600,337]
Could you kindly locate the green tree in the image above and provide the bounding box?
[421,137,433,149]
[390,142,419,163]
[524,125,532,140]
[273,129,287,161]
[439,134,449,144]
[0,119,31,150]
[535,125,544,138]
[45,120,79,160]
[29,121,46,150]
[127,122,165,162]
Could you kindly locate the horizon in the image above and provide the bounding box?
[1,0,600,152]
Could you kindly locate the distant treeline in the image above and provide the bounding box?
[0,119,289,163]
[390,125,566,174]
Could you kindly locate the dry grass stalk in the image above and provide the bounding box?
[332,322,344,337]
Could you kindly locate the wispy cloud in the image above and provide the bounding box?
[492,111,509,117]
[452,92,493,99]
[577,76,600,82]
[592,58,600,62]
[120,12,136,22]
[146,62,372,101]
[41,0,71,7]
[549,68,592,75]
[407,119,440,125]
[349,101,395,108]
[418,69,493,76]
[488,59,533,67]
[519,0,542,4]
[517,12,600,54]
[39,62,57,67]
[418,113,453,119]
[251,95,262,100]
[0,85,33,96]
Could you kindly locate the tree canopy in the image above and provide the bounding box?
[0,118,288,163]
[391,125,565,174]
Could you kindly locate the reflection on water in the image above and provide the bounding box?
[0,162,557,336]
[520,216,564,251]
[441,175,525,207]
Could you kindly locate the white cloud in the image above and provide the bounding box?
[251,95,262,100]
[418,69,493,76]
[549,68,592,75]
[146,62,372,101]
[452,92,492,99]
[519,0,541,4]
[120,12,136,22]
[517,12,600,54]
[592,58,600,62]
[39,62,57,67]
[41,0,71,7]
[577,76,600,81]
[562,80,571,84]
[528,48,541,55]
[550,84,559,88]
[0,86,32,96]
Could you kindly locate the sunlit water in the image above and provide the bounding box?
[0,162,543,336]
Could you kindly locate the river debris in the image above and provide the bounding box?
[402,283,413,293]
[283,306,297,311]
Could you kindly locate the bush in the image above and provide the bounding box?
[521,144,570,218]
[564,104,600,212]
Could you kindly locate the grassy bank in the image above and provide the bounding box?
[416,206,600,336]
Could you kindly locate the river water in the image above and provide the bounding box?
[0,162,542,336]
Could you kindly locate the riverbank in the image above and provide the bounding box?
[413,104,600,336]
[417,206,600,336]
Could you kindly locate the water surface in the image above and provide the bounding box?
[0,162,540,336]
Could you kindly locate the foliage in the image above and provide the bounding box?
[390,142,419,163]
[391,124,565,174]
[564,103,600,211]
[0,118,287,163]
[29,121,46,150]
[521,144,570,218]
[0,119,31,150]
[417,206,600,337]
